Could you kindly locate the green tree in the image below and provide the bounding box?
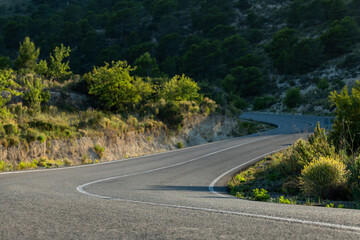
[0,70,20,119]
[161,74,200,102]
[133,77,155,103]
[321,17,360,58]
[85,61,141,111]
[181,40,222,81]
[156,33,183,61]
[221,35,249,65]
[284,87,302,108]
[15,37,40,73]
[0,56,12,69]
[23,76,50,113]
[329,82,360,152]
[48,44,72,81]
[133,52,160,78]
[266,28,298,73]
[292,38,323,72]
[152,0,178,22]
[223,66,264,97]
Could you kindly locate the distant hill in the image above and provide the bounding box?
[0,0,359,112]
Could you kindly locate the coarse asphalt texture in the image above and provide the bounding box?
[1,112,360,239]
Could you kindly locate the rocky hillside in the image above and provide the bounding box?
[0,115,271,170]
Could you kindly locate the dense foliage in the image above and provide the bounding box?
[228,122,359,204]
[329,81,360,153]
[1,0,359,108]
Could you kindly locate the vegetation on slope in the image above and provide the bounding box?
[1,0,360,111]
[229,83,360,208]
[0,37,266,171]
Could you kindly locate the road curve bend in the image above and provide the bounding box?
[1,113,360,239]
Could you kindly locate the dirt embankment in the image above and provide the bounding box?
[0,115,242,165]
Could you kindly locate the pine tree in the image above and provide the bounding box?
[15,37,40,73]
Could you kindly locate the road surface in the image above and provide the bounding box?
[1,113,359,239]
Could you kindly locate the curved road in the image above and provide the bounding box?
[1,113,360,239]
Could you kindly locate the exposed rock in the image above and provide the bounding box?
[0,115,241,165]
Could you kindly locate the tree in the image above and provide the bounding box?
[23,76,50,113]
[15,37,40,73]
[266,28,298,73]
[48,44,72,81]
[223,66,264,97]
[221,35,249,65]
[329,82,360,152]
[85,61,141,111]
[152,0,178,22]
[181,40,222,81]
[292,38,323,72]
[133,52,160,77]
[0,56,12,69]
[0,70,20,119]
[284,87,302,108]
[161,74,200,102]
[156,33,183,61]
[321,17,360,58]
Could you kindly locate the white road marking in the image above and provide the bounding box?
[76,136,272,193]
[88,197,360,232]
[208,148,286,196]
[0,120,279,176]
[77,137,360,233]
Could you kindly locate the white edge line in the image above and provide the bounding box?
[97,198,360,232]
[76,136,272,194]
[76,134,360,233]
[0,114,321,176]
[208,148,286,196]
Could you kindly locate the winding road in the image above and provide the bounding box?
[1,113,360,239]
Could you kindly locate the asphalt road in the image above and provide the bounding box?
[1,113,360,239]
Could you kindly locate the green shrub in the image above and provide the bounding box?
[7,136,20,147]
[3,124,18,135]
[26,128,38,143]
[317,78,329,90]
[278,196,291,204]
[200,97,217,115]
[348,156,360,201]
[63,158,73,166]
[176,142,184,149]
[93,144,105,159]
[37,134,46,143]
[17,161,26,170]
[252,188,271,201]
[0,161,12,171]
[253,95,277,110]
[0,138,8,148]
[82,154,93,164]
[284,87,302,108]
[157,101,183,128]
[235,175,246,183]
[238,121,257,134]
[326,203,335,208]
[161,74,200,102]
[329,83,360,152]
[37,157,47,167]
[300,157,348,198]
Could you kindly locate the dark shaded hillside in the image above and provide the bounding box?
[1,0,360,109]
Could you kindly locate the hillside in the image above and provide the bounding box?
[0,0,359,113]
